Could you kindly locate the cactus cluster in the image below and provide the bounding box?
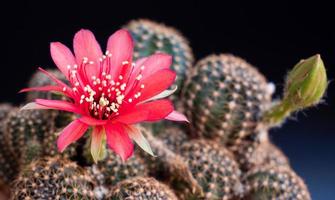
[0,19,328,199]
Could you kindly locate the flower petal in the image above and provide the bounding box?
[19,85,72,98]
[35,99,82,114]
[79,116,107,126]
[136,99,174,121]
[126,54,172,93]
[73,29,103,78]
[105,124,134,162]
[57,119,89,152]
[91,126,107,163]
[125,57,148,93]
[107,29,133,79]
[114,109,149,124]
[130,69,176,103]
[126,125,154,156]
[140,53,172,79]
[141,85,178,103]
[50,42,76,78]
[165,111,189,122]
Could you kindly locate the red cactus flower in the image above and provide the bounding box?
[20,29,188,162]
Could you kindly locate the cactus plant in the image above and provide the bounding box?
[125,19,194,99]
[11,156,96,200]
[108,176,178,200]
[182,54,273,145]
[243,165,311,200]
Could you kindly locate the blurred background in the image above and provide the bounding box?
[1,1,334,199]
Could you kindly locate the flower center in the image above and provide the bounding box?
[65,51,145,120]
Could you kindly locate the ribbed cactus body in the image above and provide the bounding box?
[12,157,96,200]
[0,103,12,121]
[108,177,178,200]
[3,109,54,163]
[2,109,76,168]
[230,133,290,171]
[90,151,148,187]
[158,126,188,153]
[179,139,243,200]
[182,54,272,145]
[243,165,311,200]
[0,104,19,184]
[125,19,194,99]
[42,128,77,160]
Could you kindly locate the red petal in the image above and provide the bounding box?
[35,99,82,114]
[125,57,148,93]
[127,54,172,90]
[19,85,72,98]
[105,124,134,161]
[107,29,133,79]
[79,116,107,126]
[114,109,149,124]
[135,99,173,121]
[140,53,172,79]
[129,69,176,103]
[50,42,76,78]
[57,119,89,152]
[73,29,103,78]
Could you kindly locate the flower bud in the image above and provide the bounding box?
[284,54,327,110]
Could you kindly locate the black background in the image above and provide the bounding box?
[1,1,334,199]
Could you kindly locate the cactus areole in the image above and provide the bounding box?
[20,29,188,162]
